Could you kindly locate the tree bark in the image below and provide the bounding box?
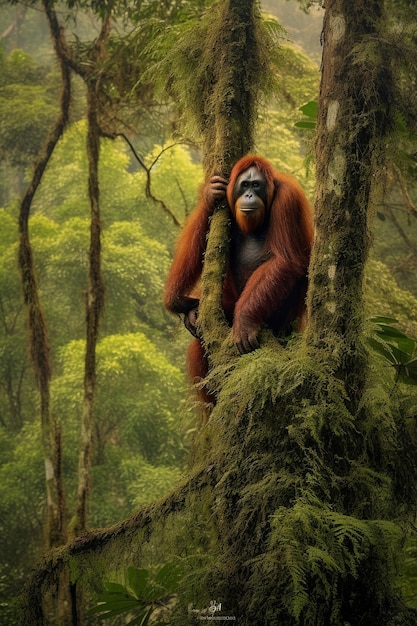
[71,15,110,541]
[197,0,267,372]
[17,0,71,551]
[306,0,393,409]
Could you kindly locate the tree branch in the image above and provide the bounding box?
[393,164,417,217]
[21,464,219,624]
[118,134,181,226]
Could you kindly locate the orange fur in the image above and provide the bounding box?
[164,155,314,409]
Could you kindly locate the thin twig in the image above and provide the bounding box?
[118,134,182,226]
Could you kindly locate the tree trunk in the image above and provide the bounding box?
[196,2,417,624]
[198,0,263,177]
[17,0,70,552]
[306,0,393,410]
[197,0,268,378]
[69,21,109,625]
[73,83,106,539]
[69,13,109,542]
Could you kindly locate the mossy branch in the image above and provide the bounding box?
[20,464,220,624]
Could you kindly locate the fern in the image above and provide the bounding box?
[269,501,404,623]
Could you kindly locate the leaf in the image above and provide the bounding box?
[388,344,415,365]
[374,326,415,356]
[154,561,182,592]
[294,120,316,129]
[367,337,397,364]
[295,101,318,130]
[127,605,154,625]
[128,567,152,599]
[104,581,131,594]
[89,562,183,622]
[88,598,141,618]
[397,358,417,386]
[396,336,416,357]
[369,316,399,325]
[299,100,318,118]
[374,324,409,340]
[368,316,417,385]
[88,580,143,619]
[405,358,417,373]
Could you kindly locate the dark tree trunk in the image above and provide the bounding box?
[17,0,70,551]
[73,81,106,539]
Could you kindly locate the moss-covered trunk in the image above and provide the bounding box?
[69,20,109,626]
[17,0,70,552]
[306,0,393,410]
[198,0,262,176]
[73,83,105,540]
[70,13,109,542]
[197,0,267,377]
[197,1,417,624]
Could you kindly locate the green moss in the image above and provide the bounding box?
[187,335,417,624]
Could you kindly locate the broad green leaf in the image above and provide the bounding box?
[369,318,417,377]
[374,327,415,356]
[369,316,399,325]
[128,567,152,598]
[404,358,417,372]
[388,344,415,365]
[154,561,182,590]
[295,101,318,130]
[398,359,417,386]
[294,120,316,129]
[367,337,397,364]
[374,324,409,341]
[104,581,130,594]
[299,100,318,118]
[88,599,140,618]
[395,336,416,356]
[127,604,154,625]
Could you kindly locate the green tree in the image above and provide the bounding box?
[0,209,32,431]
[52,333,185,524]
[8,0,203,558]
[0,161,198,624]
[0,2,205,621]
[0,46,59,203]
